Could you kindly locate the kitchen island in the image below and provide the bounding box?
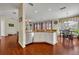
[32,30,57,45]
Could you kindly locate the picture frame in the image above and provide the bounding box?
[9,24,14,27]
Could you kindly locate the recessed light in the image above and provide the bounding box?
[48,8,52,11]
[34,10,38,13]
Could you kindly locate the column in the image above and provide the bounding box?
[18,3,26,48]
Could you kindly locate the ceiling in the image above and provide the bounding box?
[0,3,79,22]
[25,3,79,22]
[0,3,19,20]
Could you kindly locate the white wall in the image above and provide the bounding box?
[1,18,5,36]
[5,18,18,35]
[0,16,18,36]
[0,16,6,36]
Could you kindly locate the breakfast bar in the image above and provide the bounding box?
[32,30,57,45]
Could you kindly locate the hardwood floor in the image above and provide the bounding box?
[0,35,53,55]
[0,35,79,55]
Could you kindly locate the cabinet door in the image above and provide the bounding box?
[26,32,33,45]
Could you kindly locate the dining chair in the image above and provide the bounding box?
[62,30,74,48]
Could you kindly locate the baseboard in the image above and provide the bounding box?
[52,41,58,45]
[8,34,17,36]
[26,42,53,46]
[18,41,25,48]
[0,36,8,38]
[34,42,54,46]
